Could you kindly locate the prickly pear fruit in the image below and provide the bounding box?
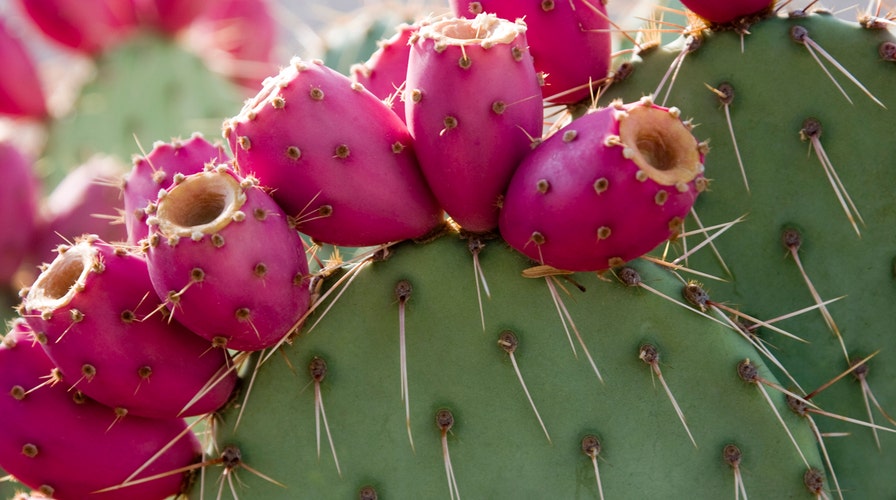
[32,155,128,267]
[15,0,137,54]
[499,97,706,272]
[0,319,201,499]
[133,0,214,34]
[122,133,228,244]
[0,141,40,285]
[351,23,417,123]
[0,19,48,119]
[679,0,774,25]
[224,57,442,246]
[144,165,310,351]
[406,13,542,233]
[20,235,237,418]
[451,0,612,104]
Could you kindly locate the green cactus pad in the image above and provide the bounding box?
[194,234,821,498]
[602,11,896,499]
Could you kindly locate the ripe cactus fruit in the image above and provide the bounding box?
[32,155,128,267]
[450,0,612,104]
[679,0,774,25]
[20,235,237,418]
[0,141,40,285]
[0,19,48,119]
[15,0,137,54]
[0,319,200,499]
[224,57,442,246]
[499,97,706,272]
[133,0,214,34]
[144,165,310,351]
[196,234,823,498]
[350,22,417,123]
[122,133,228,244]
[405,13,543,233]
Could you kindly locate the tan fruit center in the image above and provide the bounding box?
[156,171,246,238]
[618,106,703,186]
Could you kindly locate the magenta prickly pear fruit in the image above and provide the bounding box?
[499,97,707,272]
[16,0,137,54]
[122,133,228,244]
[224,57,442,246]
[20,235,237,418]
[133,0,214,34]
[144,165,311,351]
[32,155,128,266]
[0,319,201,500]
[0,19,48,120]
[351,23,417,123]
[678,0,774,25]
[406,13,543,233]
[0,141,40,285]
[183,0,278,90]
[451,0,612,104]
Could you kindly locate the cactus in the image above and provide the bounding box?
[3,2,896,499]
[600,8,896,499]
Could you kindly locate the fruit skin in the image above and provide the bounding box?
[144,165,311,351]
[500,98,706,272]
[405,13,543,233]
[351,22,417,123]
[32,155,129,267]
[0,19,48,119]
[0,141,40,286]
[0,319,201,500]
[15,0,137,54]
[21,236,237,418]
[450,0,612,104]
[679,0,774,25]
[224,58,443,247]
[122,133,228,244]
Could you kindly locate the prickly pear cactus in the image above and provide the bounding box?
[195,234,823,498]
[601,9,896,499]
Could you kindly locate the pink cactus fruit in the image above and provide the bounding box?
[32,155,129,267]
[0,319,201,499]
[0,141,40,286]
[405,13,543,233]
[132,0,214,34]
[122,133,228,244]
[499,97,707,272]
[20,235,237,418]
[0,18,48,120]
[351,23,418,123]
[678,0,774,24]
[451,0,612,104]
[183,0,278,90]
[16,0,138,54]
[143,165,311,351]
[224,58,443,246]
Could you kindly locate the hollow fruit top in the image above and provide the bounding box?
[617,104,703,186]
[155,170,247,238]
[24,239,99,313]
[417,12,525,49]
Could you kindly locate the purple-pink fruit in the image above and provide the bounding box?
[21,235,237,418]
[132,0,214,34]
[0,319,201,500]
[0,141,40,286]
[224,57,442,246]
[0,18,49,120]
[16,0,137,54]
[122,133,228,244]
[499,97,707,272]
[679,0,774,24]
[351,23,418,123]
[144,165,311,351]
[451,0,612,104]
[406,13,542,233]
[32,155,128,266]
